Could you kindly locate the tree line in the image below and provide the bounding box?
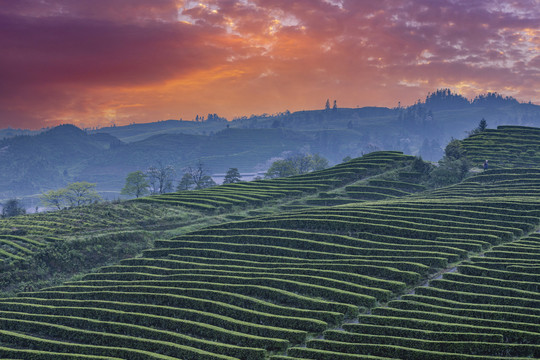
[0,153,330,216]
[40,182,101,210]
[121,153,329,198]
[0,182,102,217]
[120,161,226,198]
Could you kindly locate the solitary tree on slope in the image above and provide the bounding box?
[121,171,149,198]
[223,168,242,184]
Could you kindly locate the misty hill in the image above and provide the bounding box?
[82,128,315,189]
[94,90,539,140]
[89,118,230,143]
[0,128,42,140]
[0,125,123,198]
[1,90,539,202]
[0,126,319,199]
[94,90,540,162]
[230,91,540,160]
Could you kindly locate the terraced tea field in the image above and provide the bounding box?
[0,235,49,262]
[0,165,539,359]
[136,151,414,211]
[0,151,413,267]
[0,126,539,359]
[280,231,540,359]
[461,125,540,168]
[432,168,540,198]
[0,202,194,268]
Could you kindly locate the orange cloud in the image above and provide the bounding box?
[0,0,538,129]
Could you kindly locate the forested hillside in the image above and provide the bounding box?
[0,125,538,359]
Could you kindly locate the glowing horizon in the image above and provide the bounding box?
[0,0,538,129]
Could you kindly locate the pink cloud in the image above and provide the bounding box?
[0,0,538,129]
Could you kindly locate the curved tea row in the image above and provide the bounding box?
[279,232,540,359]
[461,126,540,168]
[0,169,538,358]
[136,151,414,211]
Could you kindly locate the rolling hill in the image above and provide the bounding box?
[0,125,538,359]
[1,91,539,204]
[0,127,315,200]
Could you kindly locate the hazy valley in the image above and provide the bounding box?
[2,91,539,209]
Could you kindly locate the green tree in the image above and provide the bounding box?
[428,157,470,187]
[177,173,194,191]
[265,159,298,178]
[197,175,217,189]
[223,168,242,184]
[428,138,471,188]
[293,154,313,174]
[265,154,329,179]
[121,171,149,198]
[1,199,26,218]
[310,154,329,171]
[40,188,69,210]
[469,118,488,135]
[39,183,101,210]
[342,156,352,163]
[444,138,465,160]
[64,182,101,207]
[478,118,487,132]
[411,156,432,175]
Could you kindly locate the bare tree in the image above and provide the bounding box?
[147,163,175,194]
[183,160,216,189]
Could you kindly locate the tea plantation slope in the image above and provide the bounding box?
[285,232,540,360]
[0,201,193,252]
[301,177,427,208]
[278,169,540,359]
[430,168,540,198]
[0,235,46,262]
[0,151,427,300]
[135,151,414,211]
[0,151,413,266]
[0,201,215,295]
[1,169,539,359]
[461,125,540,168]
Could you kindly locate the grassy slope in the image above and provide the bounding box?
[0,151,413,296]
[0,127,538,358]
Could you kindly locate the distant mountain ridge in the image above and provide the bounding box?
[0,126,317,200]
[0,90,539,202]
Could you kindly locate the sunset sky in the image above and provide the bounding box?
[1,0,538,129]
